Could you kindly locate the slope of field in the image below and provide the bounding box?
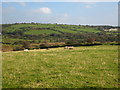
[25,30,61,35]
[3,23,101,35]
[2,45,118,88]
[74,28,100,33]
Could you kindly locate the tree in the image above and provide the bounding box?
[22,41,30,49]
[40,40,49,49]
[13,46,24,51]
[87,37,95,44]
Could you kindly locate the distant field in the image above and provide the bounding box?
[3,24,102,35]
[2,45,118,88]
[75,28,101,33]
[25,30,61,35]
[55,28,78,33]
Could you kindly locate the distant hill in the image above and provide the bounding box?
[2,23,102,35]
[2,23,119,52]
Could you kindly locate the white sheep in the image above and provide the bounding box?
[24,49,28,51]
[64,46,74,49]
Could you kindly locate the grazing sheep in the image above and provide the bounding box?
[24,49,28,51]
[68,46,74,49]
[64,46,74,49]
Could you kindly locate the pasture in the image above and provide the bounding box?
[3,23,101,35]
[2,45,118,88]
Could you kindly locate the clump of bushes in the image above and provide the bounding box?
[13,46,24,51]
[22,41,30,49]
[2,45,13,52]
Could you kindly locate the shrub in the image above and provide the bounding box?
[22,41,30,49]
[13,46,24,51]
[2,45,13,52]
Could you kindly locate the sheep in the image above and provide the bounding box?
[64,46,74,50]
[68,46,74,50]
[24,49,28,51]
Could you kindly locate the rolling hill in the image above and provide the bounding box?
[2,23,118,52]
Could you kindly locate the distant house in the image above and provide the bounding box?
[104,28,118,32]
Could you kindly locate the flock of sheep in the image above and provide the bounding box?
[24,46,74,51]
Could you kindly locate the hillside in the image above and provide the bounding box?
[2,23,118,52]
[3,23,101,34]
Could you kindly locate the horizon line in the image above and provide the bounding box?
[1,22,118,26]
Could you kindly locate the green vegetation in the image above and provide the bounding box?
[2,23,101,34]
[75,28,100,33]
[2,45,118,88]
[55,28,78,33]
[2,23,119,52]
[2,23,118,88]
[25,30,60,35]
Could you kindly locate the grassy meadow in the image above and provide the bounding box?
[3,23,101,35]
[2,45,118,88]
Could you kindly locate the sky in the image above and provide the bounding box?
[1,0,120,2]
[1,1,119,26]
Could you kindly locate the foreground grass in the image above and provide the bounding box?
[2,45,118,88]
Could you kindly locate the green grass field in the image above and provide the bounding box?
[25,30,61,35]
[75,28,100,33]
[2,45,118,88]
[3,23,102,35]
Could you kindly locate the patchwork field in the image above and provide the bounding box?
[25,30,61,35]
[3,23,101,35]
[2,45,118,88]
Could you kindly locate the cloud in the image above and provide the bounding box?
[32,7,52,14]
[18,2,26,6]
[48,13,70,24]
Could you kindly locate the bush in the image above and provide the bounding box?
[22,41,30,49]
[13,46,24,51]
[2,45,13,52]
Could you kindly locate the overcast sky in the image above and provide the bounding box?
[2,1,118,26]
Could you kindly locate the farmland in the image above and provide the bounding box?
[2,23,119,88]
[2,23,118,52]
[2,23,101,35]
[2,45,118,88]
[2,2,119,89]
